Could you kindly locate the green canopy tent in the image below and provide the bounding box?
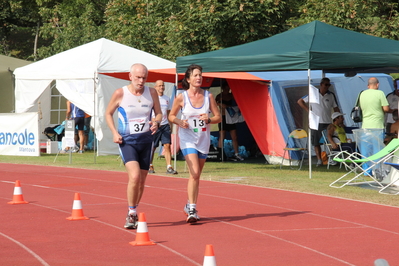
[176,21,399,178]
[176,20,399,73]
[0,55,31,113]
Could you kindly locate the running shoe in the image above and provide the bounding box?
[233,154,244,161]
[166,167,178,174]
[149,165,155,173]
[228,157,238,162]
[183,204,190,216]
[184,204,201,220]
[186,208,200,223]
[124,213,138,229]
[329,159,337,166]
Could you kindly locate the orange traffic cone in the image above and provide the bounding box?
[8,180,28,204]
[66,193,89,220]
[129,213,156,246]
[203,244,217,266]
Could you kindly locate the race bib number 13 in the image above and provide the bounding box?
[189,117,206,133]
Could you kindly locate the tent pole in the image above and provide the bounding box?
[93,73,97,163]
[173,72,178,172]
[308,69,312,179]
[220,80,224,162]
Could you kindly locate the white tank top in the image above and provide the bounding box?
[118,86,153,137]
[151,94,170,125]
[179,90,210,154]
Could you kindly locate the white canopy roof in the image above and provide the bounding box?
[14,38,175,79]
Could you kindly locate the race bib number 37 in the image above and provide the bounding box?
[129,118,149,134]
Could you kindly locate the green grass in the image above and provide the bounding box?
[1,152,398,208]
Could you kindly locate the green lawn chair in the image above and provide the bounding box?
[329,138,399,189]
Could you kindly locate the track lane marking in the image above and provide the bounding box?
[0,232,50,266]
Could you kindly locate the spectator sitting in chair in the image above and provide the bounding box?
[326,112,357,157]
[385,110,399,144]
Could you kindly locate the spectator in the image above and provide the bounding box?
[84,113,92,150]
[360,77,392,129]
[65,100,85,153]
[215,81,244,161]
[385,78,399,133]
[149,80,177,174]
[297,78,340,166]
[385,110,399,144]
[359,77,393,174]
[326,112,356,155]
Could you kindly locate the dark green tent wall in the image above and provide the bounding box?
[176,20,399,73]
[0,55,31,113]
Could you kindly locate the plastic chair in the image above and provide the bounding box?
[329,138,399,188]
[320,129,344,169]
[280,129,308,170]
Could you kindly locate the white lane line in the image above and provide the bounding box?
[31,185,50,189]
[27,202,202,266]
[200,216,356,266]
[0,232,50,266]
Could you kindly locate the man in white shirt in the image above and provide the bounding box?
[149,80,177,174]
[385,78,399,133]
[297,78,340,167]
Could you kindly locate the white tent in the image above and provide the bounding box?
[14,38,175,155]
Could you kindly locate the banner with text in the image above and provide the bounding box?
[0,113,40,156]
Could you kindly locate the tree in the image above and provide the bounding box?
[36,0,108,59]
[104,0,293,61]
[0,0,41,59]
[290,0,399,40]
[10,0,399,62]
[104,0,171,57]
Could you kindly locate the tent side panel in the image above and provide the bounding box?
[15,79,53,113]
[228,80,285,158]
[96,74,129,155]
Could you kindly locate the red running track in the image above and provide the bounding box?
[1,163,399,266]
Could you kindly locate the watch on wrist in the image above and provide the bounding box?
[207,118,211,124]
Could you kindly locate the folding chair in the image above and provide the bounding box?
[379,154,399,194]
[280,129,308,170]
[329,138,399,188]
[320,129,344,169]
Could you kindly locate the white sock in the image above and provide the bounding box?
[189,203,196,210]
[128,206,137,215]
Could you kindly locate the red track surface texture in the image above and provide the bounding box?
[1,163,399,266]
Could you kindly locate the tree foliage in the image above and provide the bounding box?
[291,0,399,39]
[37,0,108,59]
[159,0,291,60]
[2,0,399,61]
[0,0,41,58]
